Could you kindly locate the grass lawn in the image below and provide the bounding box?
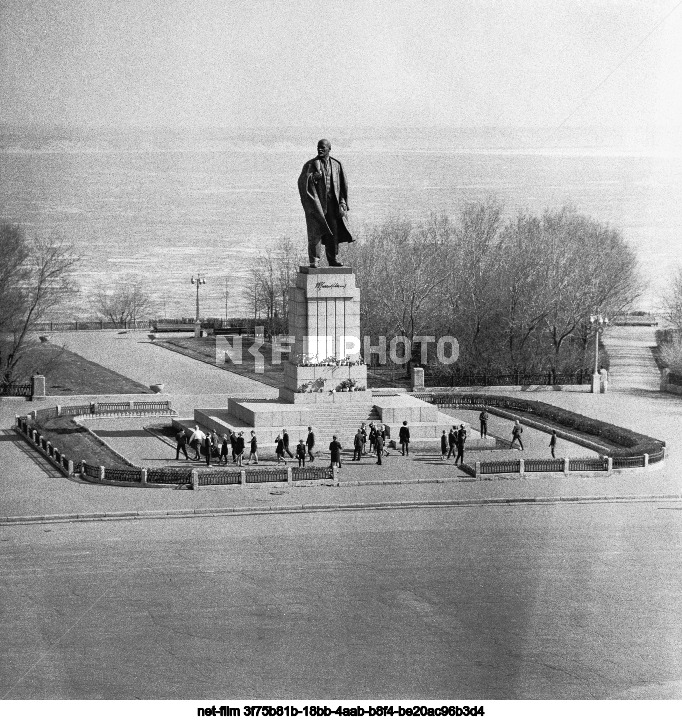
[33,415,131,468]
[155,336,412,389]
[155,336,285,387]
[16,342,153,395]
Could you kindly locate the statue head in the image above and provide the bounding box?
[317,139,331,161]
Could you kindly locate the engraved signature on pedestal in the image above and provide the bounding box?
[315,282,347,290]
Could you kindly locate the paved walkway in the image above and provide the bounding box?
[54,330,278,397]
[1,327,680,523]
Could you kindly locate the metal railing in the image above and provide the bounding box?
[199,469,242,486]
[245,468,289,483]
[612,456,646,469]
[479,459,521,475]
[146,467,193,485]
[104,467,143,483]
[0,382,32,397]
[82,462,100,480]
[423,369,588,387]
[291,466,334,481]
[524,458,565,473]
[568,457,609,472]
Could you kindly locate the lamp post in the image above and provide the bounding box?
[191,273,206,322]
[589,313,609,393]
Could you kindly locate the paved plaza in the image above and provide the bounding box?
[1,325,681,699]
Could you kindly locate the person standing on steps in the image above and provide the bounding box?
[399,420,410,456]
[441,430,447,460]
[479,408,489,439]
[511,419,525,451]
[306,426,315,462]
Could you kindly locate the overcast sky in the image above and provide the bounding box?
[2,0,681,132]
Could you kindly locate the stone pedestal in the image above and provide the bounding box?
[183,266,492,450]
[283,267,367,397]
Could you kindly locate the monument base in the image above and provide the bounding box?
[183,267,496,450]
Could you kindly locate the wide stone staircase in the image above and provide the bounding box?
[301,403,380,446]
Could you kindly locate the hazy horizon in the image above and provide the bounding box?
[3,1,682,139]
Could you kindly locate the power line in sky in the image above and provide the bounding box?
[554,0,682,133]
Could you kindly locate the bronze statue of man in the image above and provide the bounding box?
[298,139,354,267]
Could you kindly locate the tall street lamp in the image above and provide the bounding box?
[589,313,609,393]
[191,273,206,322]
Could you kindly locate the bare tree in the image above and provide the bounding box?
[0,224,78,386]
[664,266,682,329]
[94,276,157,326]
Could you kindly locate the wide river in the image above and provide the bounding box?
[1,126,680,318]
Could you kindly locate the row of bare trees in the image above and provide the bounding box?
[244,236,305,334]
[346,200,642,377]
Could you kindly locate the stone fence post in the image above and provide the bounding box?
[31,374,46,400]
[191,469,199,491]
[411,366,425,392]
[563,457,570,475]
[660,368,670,392]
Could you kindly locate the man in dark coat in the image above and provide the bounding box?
[203,433,212,466]
[282,428,294,458]
[329,435,342,469]
[296,439,307,467]
[447,427,457,459]
[353,428,363,461]
[306,426,315,462]
[479,408,489,439]
[455,424,467,465]
[399,420,410,456]
[175,429,189,460]
[511,419,524,451]
[375,432,384,465]
[298,139,354,267]
[230,430,238,463]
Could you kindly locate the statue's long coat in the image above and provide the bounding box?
[298,156,355,244]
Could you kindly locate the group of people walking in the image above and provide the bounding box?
[175,426,259,466]
[440,424,468,464]
[174,410,560,468]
